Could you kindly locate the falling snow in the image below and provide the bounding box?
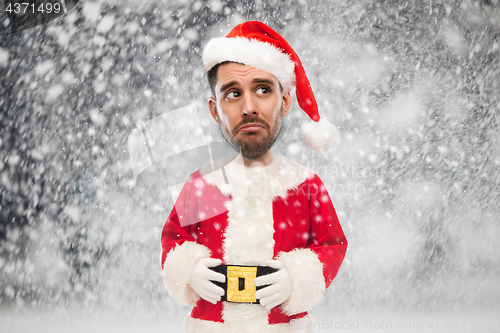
[1,0,499,332]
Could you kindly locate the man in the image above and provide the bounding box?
[161,21,347,333]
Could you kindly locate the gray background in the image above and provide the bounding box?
[0,0,499,332]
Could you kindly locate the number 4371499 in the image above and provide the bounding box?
[5,2,62,15]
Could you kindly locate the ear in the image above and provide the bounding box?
[208,97,219,124]
[281,91,291,117]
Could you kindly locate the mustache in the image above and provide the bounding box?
[233,117,270,134]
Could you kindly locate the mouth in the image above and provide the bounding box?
[238,122,265,133]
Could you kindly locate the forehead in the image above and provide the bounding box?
[216,62,280,87]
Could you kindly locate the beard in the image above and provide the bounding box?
[219,103,283,160]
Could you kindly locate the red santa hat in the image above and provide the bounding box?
[202,21,340,152]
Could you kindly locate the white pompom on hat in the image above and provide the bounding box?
[202,21,340,152]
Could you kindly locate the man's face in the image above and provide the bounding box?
[208,62,291,160]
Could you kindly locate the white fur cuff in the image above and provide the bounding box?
[163,241,212,306]
[278,248,325,315]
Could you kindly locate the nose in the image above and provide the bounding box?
[242,94,258,116]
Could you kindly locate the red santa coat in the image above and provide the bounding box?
[161,155,347,333]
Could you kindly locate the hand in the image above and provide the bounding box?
[254,260,292,310]
[189,258,225,304]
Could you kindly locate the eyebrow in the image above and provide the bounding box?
[219,80,238,95]
[218,78,277,95]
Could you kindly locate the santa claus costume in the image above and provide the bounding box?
[161,21,347,333]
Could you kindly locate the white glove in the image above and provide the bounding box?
[254,260,292,310]
[189,258,226,304]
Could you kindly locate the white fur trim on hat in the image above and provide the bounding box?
[277,248,325,316]
[304,118,341,152]
[203,37,296,93]
[163,241,212,306]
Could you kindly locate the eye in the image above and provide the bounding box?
[225,91,240,100]
[256,87,270,95]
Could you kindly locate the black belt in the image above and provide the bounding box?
[210,265,278,304]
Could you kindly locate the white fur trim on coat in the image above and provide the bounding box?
[203,155,309,201]
[203,37,296,93]
[203,155,310,267]
[277,248,325,316]
[163,241,212,306]
[202,155,310,325]
[183,314,317,333]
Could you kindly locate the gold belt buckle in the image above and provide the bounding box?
[226,266,258,303]
[209,264,278,303]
